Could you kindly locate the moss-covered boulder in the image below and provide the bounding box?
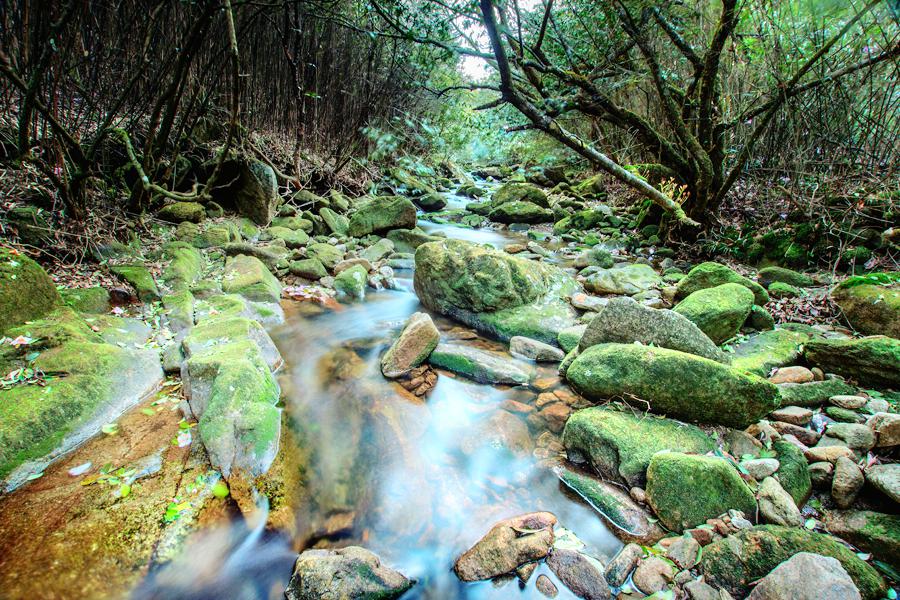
[307,242,343,271]
[804,336,900,388]
[768,281,802,298]
[488,201,554,224]
[109,264,160,302]
[232,159,279,225]
[553,209,610,234]
[0,248,62,333]
[825,510,900,569]
[566,344,779,428]
[60,287,109,314]
[757,266,814,288]
[773,439,812,507]
[222,254,281,304]
[562,408,714,487]
[265,226,309,249]
[289,258,328,280]
[429,343,532,385]
[491,182,548,208]
[161,242,203,291]
[386,228,442,253]
[778,378,857,407]
[582,264,661,296]
[347,196,416,237]
[333,264,368,301]
[700,525,887,600]
[730,329,810,376]
[319,207,349,236]
[646,452,757,532]
[673,283,755,344]
[676,262,769,306]
[832,273,899,337]
[157,201,206,223]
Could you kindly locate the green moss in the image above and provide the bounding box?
[566,343,779,428]
[157,201,205,223]
[109,264,160,302]
[700,525,887,600]
[0,247,62,333]
[491,182,548,208]
[676,262,769,306]
[558,325,587,354]
[832,274,899,338]
[553,209,610,233]
[347,196,417,237]
[646,452,757,532]
[673,283,755,344]
[745,304,775,331]
[778,378,857,407]
[826,406,863,422]
[804,336,900,388]
[757,266,813,288]
[265,226,310,248]
[730,329,810,376]
[161,243,203,291]
[827,510,900,570]
[488,200,554,224]
[333,265,368,301]
[5,307,99,349]
[773,439,811,507]
[307,242,343,271]
[562,407,714,487]
[162,290,194,331]
[767,281,802,298]
[221,254,281,303]
[60,287,109,314]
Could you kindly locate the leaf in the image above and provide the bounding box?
[26,471,44,481]
[212,481,230,499]
[101,423,119,435]
[141,408,156,416]
[119,484,131,498]
[804,518,816,530]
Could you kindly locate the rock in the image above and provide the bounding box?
[832,273,900,337]
[547,549,611,600]
[673,283,755,344]
[747,304,776,331]
[700,525,886,600]
[825,510,900,569]
[868,412,900,447]
[804,336,900,388]
[768,366,814,384]
[583,263,661,295]
[684,580,734,600]
[489,201,554,224]
[360,238,395,263]
[825,422,875,451]
[568,292,609,312]
[578,296,725,362]
[510,336,565,362]
[646,452,757,532]
[60,287,109,314]
[381,312,440,378]
[0,247,62,333]
[676,262,769,306]
[109,264,161,302]
[666,535,701,569]
[429,343,532,385]
[730,329,810,376]
[770,405,813,425]
[574,247,614,269]
[232,159,279,224]
[757,476,802,526]
[334,257,373,275]
[266,225,309,248]
[453,512,556,581]
[386,228,441,253]
[773,440,812,507]
[809,462,834,487]
[632,556,674,594]
[778,378,857,407]
[558,325,586,353]
[285,546,412,600]
[557,467,664,545]
[565,343,779,428]
[462,410,533,456]
[222,254,281,304]
[333,264,368,301]
[805,445,855,463]
[492,182,549,208]
[742,458,780,480]
[347,196,417,237]
[289,258,328,280]
[757,266,814,288]
[827,406,865,423]
[157,201,205,223]
[746,552,861,600]
[319,207,349,235]
[562,408,714,487]
[865,463,900,505]
[535,574,558,597]
[767,281,802,298]
[604,543,642,587]
[830,395,867,409]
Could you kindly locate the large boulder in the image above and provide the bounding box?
[347,196,416,237]
[0,247,61,333]
[676,262,769,306]
[700,525,887,600]
[645,451,757,532]
[673,283,755,344]
[491,182,549,208]
[804,336,900,388]
[578,297,725,362]
[565,344,780,428]
[825,510,900,569]
[832,273,899,337]
[286,547,412,600]
[747,552,861,600]
[414,239,578,344]
[381,312,440,378]
[488,201,554,224]
[231,159,279,225]
[757,266,814,288]
[730,328,811,376]
[221,254,282,305]
[454,512,556,581]
[562,408,714,487]
[583,264,661,296]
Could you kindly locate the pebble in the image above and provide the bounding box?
[768,366,814,384]
[535,574,558,598]
[832,456,864,508]
[829,395,867,409]
[666,535,700,569]
[741,458,780,480]
[769,406,813,426]
[808,461,834,488]
[632,556,673,595]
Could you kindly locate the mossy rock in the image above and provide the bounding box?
[386,228,442,253]
[0,247,62,333]
[757,266,813,288]
[319,207,350,236]
[333,265,368,302]
[582,264,662,296]
[566,343,779,428]
[730,328,811,376]
[161,243,203,291]
[60,287,109,314]
[676,262,769,306]
[221,254,281,304]
[162,290,194,333]
[109,264,161,302]
[673,283,755,345]
[307,242,343,272]
[157,201,205,223]
[804,336,900,388]
[832,272,900,338]
[271,216,313,233]
[646,452,757,532]
[265,226,309,249]
[700,525,886,600]
[562,407,715,487]
[347,196,417,237]
[558,325,587,353]
[466,294,578,345]
[825,510,900,570]
[773,439,811,507]
[767,281,802,298]
[553,208,611,234]
[491,182,548,208]
[183,315,281,371]
[745,304,775,331]
[488,201,554,224]
[778,378,857,407]
[289,258,328,280]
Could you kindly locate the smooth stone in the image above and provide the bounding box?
[569,293,609,312]
[746,552,861,600]
[429,343,533,385]
[832,456,864,509]
[757,476,803,527]
[546,549,611,600]
[509,336,565,362]
[453,512,556,581]
[535,574,558,597]
[604,543,642,587]
[631,556,673,595]
[768,366,814,384]
[742,458,780,480]
[825,422,875,451]
[868,412,900,447]
[380,312,440,378]
[830,395,868,409]
[666,535,701,569]
[805,445,854,463]
[285,546,412,600]
[809,461,834,487]
[770,405,813,425]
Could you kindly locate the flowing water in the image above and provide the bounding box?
[139,196,622,599]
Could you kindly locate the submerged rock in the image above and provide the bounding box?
[0,247,62,333]
[429,343,532,385]
[381,312,440,378]
[746,552,861,600]
[286,546,412,600]
[565,343,779,428]
[804,336,900,388]
[562,408,714,487]
[578,296,725,362]
[454,512,556,581]
[673,283,755,344]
